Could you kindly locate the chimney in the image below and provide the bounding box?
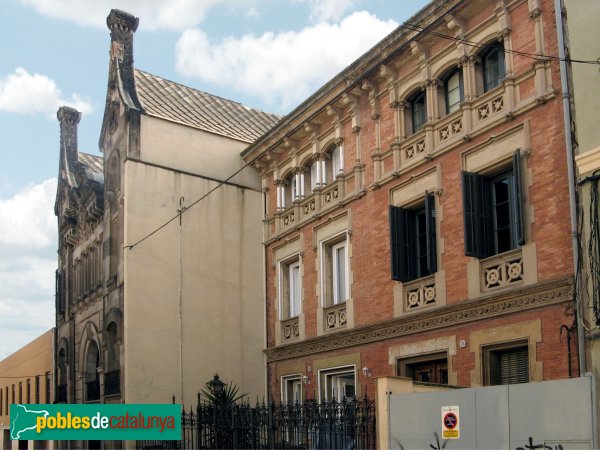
[57,106,81,166]
[105,9,143,113]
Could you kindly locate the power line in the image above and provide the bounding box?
[124,156,261,251]
[400,21,599,65]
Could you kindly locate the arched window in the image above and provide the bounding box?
[57,347,68,403]
[85,341,100,402]
[444,68,464,114]
[481,43,505,92]
[411,91,427,133]
[105,323,121,395]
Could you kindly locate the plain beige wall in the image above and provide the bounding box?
[140,116,261,190]
[122,160,264,406]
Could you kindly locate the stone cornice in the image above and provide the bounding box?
[265,276,573,362]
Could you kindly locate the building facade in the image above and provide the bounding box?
[242,0,578,402]
[0,330,54,450]
[54,8,279,430]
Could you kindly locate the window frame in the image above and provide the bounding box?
[444,69,464,114]
[390,192,437,282]
[319,365,356,402]
[462,150,524,259]
[411,91,427,134]
[320,233,349,307]
[397,351,449,385]
[481,43,506,92]
[483,340,529,386]
[281,374,303,404]
[279,255,302,320]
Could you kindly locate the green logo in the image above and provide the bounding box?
[10,404,181,440]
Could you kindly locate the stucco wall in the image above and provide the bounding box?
[565,0,600,154]
[122,160,264,405]
[139,116,261,191]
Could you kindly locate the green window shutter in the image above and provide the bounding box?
[512,150,525,246]
[462,171,485,257]
[425,192,437,274]
[389,205,410,281]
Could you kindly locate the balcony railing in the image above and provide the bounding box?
[104,370,121,396]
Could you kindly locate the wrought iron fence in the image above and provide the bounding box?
[137,396,376,450]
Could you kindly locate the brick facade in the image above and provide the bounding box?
[242,0,575,402]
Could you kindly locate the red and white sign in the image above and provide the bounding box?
[441,405,460,439]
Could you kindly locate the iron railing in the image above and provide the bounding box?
[137,397,376,450]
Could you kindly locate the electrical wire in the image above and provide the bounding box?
[399,21,599,65]
[124,156,260,250]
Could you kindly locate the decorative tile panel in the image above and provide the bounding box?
[324,303,347,331]
[481,250,523,291]
[404,275,436,312]
[282,317,300,342]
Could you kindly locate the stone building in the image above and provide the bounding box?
[54,8,279,425]
[0,330,54,450]
[242,0,578,402]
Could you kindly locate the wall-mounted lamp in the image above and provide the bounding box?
[362,366,372,378]
[302,375,310,385]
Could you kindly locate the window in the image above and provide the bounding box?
[321,367,356,401]
[481,43,506,92]
[0,388,2,415]
[26,379,30,403]
[280,257,301,319]
[310,160,321,190]
[462,150,524,258]
[45,372,51,403]
[85,341,100,402]
[35,376,40,403]
[389,193,437,282]
[281,375,303,404]
[411,91,427,133]
[483,342,529,385]
[397,353,448,385]
[18,382,22,404]
[444,69,464,114]
[322,236,348,306]
[331,145,343,178]
[105,322,121,396]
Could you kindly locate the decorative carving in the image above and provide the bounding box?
[265,277,573,362]
[438,118,463,142]
[324,303,347,331]
[282,317,300,342]
[481,251,524,291]
[477,96,504,121]
[404,139,426,160]
[405,276,436,311]
[302,200,316,216]
[282,211,295,227]
[323,186,339,205]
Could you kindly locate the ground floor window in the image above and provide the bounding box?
[397,352,448,385]
[281,375,302,404]
[320,366,355,401]
[483,341,529,385]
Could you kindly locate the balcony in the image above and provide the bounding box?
[104,370,121,396]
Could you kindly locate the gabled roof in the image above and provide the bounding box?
[134,69,281,144]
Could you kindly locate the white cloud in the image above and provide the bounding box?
[0,68,92,118]
[176,11,398,110]
[16,0,250,31]
[302,0,360,23]
[0,179,57,359]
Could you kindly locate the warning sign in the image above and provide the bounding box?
[441,405,460,439]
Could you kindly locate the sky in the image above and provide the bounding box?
[0,0,431,360]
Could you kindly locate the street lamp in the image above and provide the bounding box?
[208,373,225,395]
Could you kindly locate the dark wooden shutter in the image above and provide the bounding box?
[512,150,525,246]
[389,205,410,281]
[425,192,437,274]
[462,171,485,257]
[499,347,529,385]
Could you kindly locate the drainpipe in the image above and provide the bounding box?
[554,0,586,376]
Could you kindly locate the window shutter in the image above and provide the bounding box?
[425,192,437,274]
[462,171,485,257]
[512,150,525,246]
[389,205,410,281]
[499,347,528,385]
